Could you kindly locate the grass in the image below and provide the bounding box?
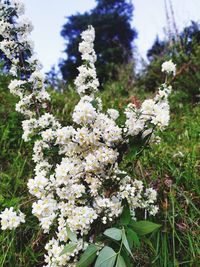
[137,101,200,266]
[0,73,199,266]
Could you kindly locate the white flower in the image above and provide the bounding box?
[22,118,38,141]
[11,0,25,15]
[16,16,34,35]
[10,65,18,76]
[81,25,95,43]
[0,207,25,230]
[161,60,176,75]
[8,79,26,98]
[56,126,74,142]
[74,26,99,95]
[41,128,55,141]
[72,100,97,125]
[38,113,59,129]
[151,103,170,128]
[32,198,57,232]
[29,70,44,83]
[141,99,155,116]
[93,114,122,144]
[107,109,119,120]
[27,175,49,198]
[67,206,98,234]
[0,21,12,38]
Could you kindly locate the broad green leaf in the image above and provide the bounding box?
[94,246,117,267]
[104,228,122,241]
[126,228,140,248]
[60,242,77,256]
[115,254,126,267]
[129,220,161,236]
[122,230,133,258]
[66,225,78,242]
[121,250,132,267]
[77,244,97,267]
[120,205,131,225]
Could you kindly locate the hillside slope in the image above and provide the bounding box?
[0,74,199,266]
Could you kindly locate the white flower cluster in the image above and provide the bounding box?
[0,2,174,266]
[125,84,171,138]
[120,177,158,217]
[44,238,84,267]
[0,207,25,230]
[0,1,50,120]
[162,59,176,75]
[75,25,99,95]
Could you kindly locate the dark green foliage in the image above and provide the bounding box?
[120,204,131,226]
[139,21,200,101]
[147,36,167,61]
[59,0,136,84]
[92,219,160,266]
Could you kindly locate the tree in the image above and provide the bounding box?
[60,0,137,84]
[139,21,200,100]
[147,36,167,62]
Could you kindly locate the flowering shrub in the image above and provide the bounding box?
[0,1,175,266]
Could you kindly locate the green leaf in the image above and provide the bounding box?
[121,250,132,267]
[129,220,161,236]
[122,230,133,258]
[126,228,140,248]
[60,242,77,256]
[66,225,78,242]
[104,228,122,241]
[120,205,131,225]
[91,99,98,109]
[94,246,117,267]
[77,244,97,267]
[143,237,155,253]
[115,254,126,267]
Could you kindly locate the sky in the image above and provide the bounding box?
[24,0,200,72]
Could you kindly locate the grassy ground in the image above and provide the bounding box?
[136,99,200,266]
[0,73,199,266]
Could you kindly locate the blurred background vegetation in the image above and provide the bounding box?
[0,0,200,266]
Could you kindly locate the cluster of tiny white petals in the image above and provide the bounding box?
[32,198,57,232]
[162,59,176,75]
[93,113,122,145]
[0,21,13,38]
[9,0,25,15]
[75,25,99,95]
[84,146,119,173]
[66,207,98,234]
[0,2,174,265]
[119,177,158,217]
[125,83,172,137]
[0,207,25,230]
[44,238,84,267]
[72,97,97,125]
[107,108,119,120]
[94,196,123,224]
[8,79,27,97]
